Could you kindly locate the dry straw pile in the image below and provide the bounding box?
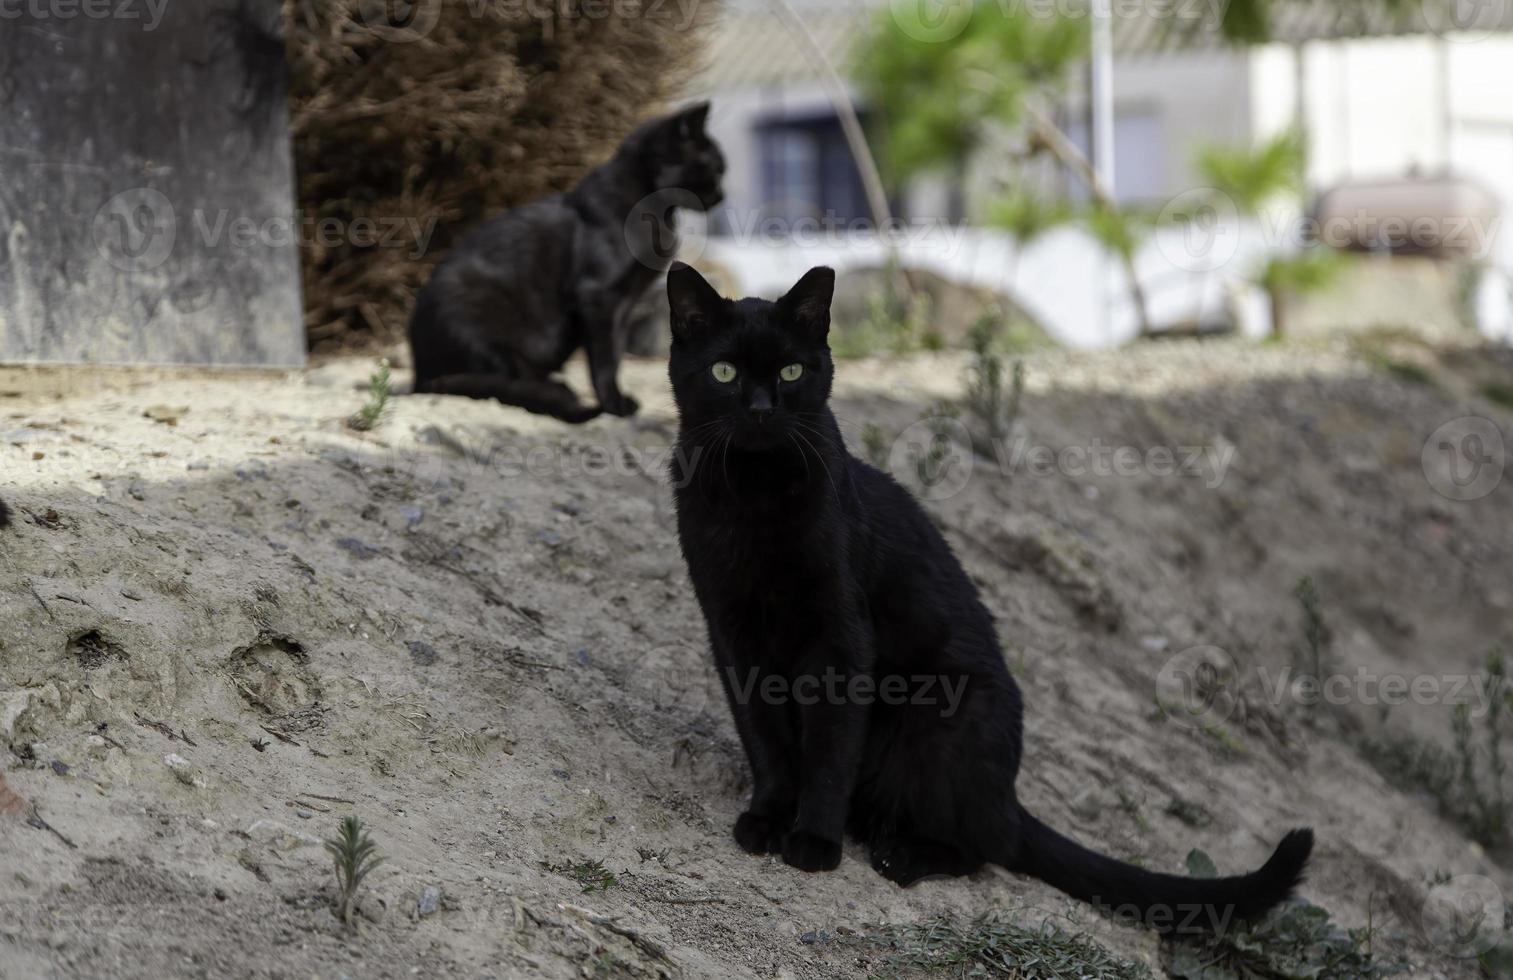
[281,0,711,353]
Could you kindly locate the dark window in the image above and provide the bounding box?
[757,113,871,227]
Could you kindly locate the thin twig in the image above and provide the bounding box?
[27,807,78,849]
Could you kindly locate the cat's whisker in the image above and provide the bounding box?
[787,432,814,487]
[719,428,733,495]
[790,427,840,502]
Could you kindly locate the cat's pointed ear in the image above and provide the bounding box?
[667,262,723,341]
[778,266,835,340]
[677,101,710,138]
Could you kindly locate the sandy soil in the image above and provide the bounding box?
[1,338,1511,978]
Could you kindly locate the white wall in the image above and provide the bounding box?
[695,220,1278,349]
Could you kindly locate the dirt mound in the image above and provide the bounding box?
[0,341,1509,977]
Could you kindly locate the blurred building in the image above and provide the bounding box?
[686,0,1513,346]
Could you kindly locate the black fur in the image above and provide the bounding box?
[409,103,724,423]
[666,263,1312,931]
[0,497,8,527]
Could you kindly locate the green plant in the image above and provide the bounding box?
[862,422,890,469]
[325,815,384,928]
[854,2,1087,181]
[834,288,935,359]
[859,911,1153,979]
[348,358,392,431]
[1293,575,1330,684]
[1196,129,1304,215]
[1164,848,1397,978]
[854,2,1153,333]
[1259,249,1343,337]
[912,404,961,490]
[1186,129,1339,337]
[1361,649,1511,854]
[1082,205,1158,333]
[988,191,1073,248]
[545,858,618,893]
[961,308,1026,459]
[1481,380,1513,411]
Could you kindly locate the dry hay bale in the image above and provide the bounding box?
[282,0,712,353]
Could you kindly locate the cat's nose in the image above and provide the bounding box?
[749,386,774,422]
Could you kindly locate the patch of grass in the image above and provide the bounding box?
[859,911,1153,979]
[1351,332,1438,388]
[1200,722,1246,757]
[1164,795,1213,828]
[1360,649,1511,855]
[834,289,936,359]
[1164,898,1396,979]
[1481,380,1513,411]
[1382,359,1436,386]
[325,815,384,928]
[545,858,618,893]
[1115,787,1149,832]
[347,359,392,431]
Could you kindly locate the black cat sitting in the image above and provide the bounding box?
[409,103,724,423]
[666,263,1312,930]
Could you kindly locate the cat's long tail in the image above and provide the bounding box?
[1012,806,1312,932]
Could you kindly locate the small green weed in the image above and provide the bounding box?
[325,815,384,928]
[1361,649,1511,855]
[545,858,618,893]
[862,422,891,469]
[348,359,392,431]
[962,307,1024,455]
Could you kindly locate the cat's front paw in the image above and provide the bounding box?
[733,812,784,855]
[780,831,841,872]
[604,394,640,417]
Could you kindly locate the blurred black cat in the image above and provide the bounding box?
[0,498,8,527]
[409,102,724,423]
[666,263,1312,931]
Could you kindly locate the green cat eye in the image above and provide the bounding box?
[780,363,804,382]
[711,361,737,383]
